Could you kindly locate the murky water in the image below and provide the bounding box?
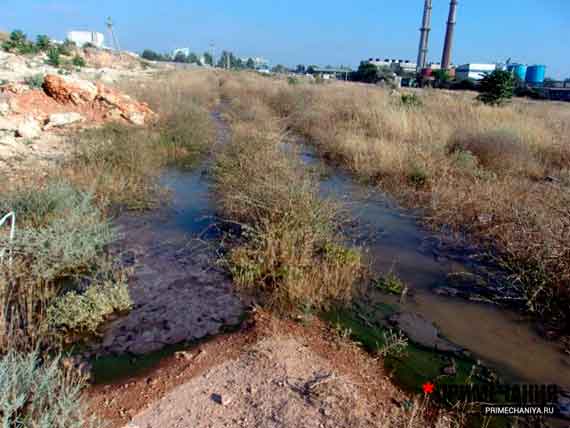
[294,144,570,394]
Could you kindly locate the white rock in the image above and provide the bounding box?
[0,101,10,116]
[127,111,145,126]
[0,117,19,131]
[46,112,84,129]
[0,130,16,145]
[17,117,42,139]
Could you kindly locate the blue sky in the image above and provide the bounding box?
[1,0,568,78]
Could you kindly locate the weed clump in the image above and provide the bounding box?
[0,350,101,427]
[0,182,126,351]
[47,279,131,341]
[214,129,362,313]
[447,129,538,176]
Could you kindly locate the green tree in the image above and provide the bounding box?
[203,52,213,66]
[141,49,162,61]
[271,64,287,73]
[9,30,27,45]
[355,61,379,83]
[217,50,231,68]
[173,51,187,63]
[188,52,199,64]
[477,69,515,106]
[432,69,450,83]
[246,58,255,69]
[72,55,86,67]
[36,35,51,51]
[296,64,306,74]
[2,30,35,54]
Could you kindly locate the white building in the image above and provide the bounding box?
[455,63,496,81]
[367,58,417,74]
[67,31,105,48]
[241,56,270,69]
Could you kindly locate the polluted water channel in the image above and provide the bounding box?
[90,110,568,421]
[283,139,570,421]
[90,110,245,382]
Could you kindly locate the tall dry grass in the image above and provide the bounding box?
[0,71,220,351]
[58,70,218,210]
[214,78,363,312]
[217,72,570,328]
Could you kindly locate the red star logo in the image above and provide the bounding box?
[422,382,435,395]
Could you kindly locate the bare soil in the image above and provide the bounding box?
[88,310,407,428]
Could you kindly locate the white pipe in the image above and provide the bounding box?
[0,212,15,265]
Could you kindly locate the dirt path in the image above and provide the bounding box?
[89,311,407,428]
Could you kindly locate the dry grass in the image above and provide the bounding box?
[216,72,570,327]
[213,80,363,313]
[0,71,220,352]
[57,71,217,210]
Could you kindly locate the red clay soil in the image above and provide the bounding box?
[0,74,155,129]
[88,309,407,428]
[6,86,107,125]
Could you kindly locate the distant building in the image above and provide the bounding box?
[308,67,351,80]
[172,48,191,58]
[241,56,270,69]
[456,63,496,81]
[367,58,417,75]
[67,31,105,48]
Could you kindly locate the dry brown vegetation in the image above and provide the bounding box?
[213,77,363,312]
[217,72,570,328]
[0,71,219,353]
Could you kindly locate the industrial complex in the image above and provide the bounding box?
[359,0,570,100]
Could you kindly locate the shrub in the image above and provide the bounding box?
[24,73,45,89]
[0,182,116,281]
[47,279,131,340]
[214,130,362,312]
[47,47,61,66]
[72,55,86,68]
[400,93,422,108]
[2,30,37,54]
[408,163,429,187]
[0,350,101,427]
[477,70,515,106]
[36,34,51,51]
[287,76,299,85]
[447,129,538,176]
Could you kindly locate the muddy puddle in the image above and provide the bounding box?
[288,142,570,419]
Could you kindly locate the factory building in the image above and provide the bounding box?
[367,58,417,75]
[455,63,496,81]
[67,31,105,48]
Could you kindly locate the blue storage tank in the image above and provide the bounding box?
[526,65,546,84]
[507,64,527,81]
[513,64,527,81]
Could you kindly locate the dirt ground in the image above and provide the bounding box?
[89,310,409,428]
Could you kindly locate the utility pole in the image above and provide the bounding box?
[210,42,215,67]
[106,17,121,52]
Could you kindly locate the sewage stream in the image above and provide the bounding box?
[93,109,568,419]
[290,142,570,419]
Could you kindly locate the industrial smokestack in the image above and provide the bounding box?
[416,0,433,71]
[441,0,458,69]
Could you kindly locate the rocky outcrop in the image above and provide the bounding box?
[42,74,98,105]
